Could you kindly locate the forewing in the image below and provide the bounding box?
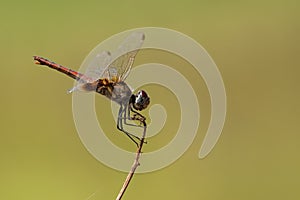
[106,32,145,81]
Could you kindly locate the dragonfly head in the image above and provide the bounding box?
[132,90,150,111]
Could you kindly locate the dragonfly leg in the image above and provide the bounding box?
[130,106,146,122]
[117,105,141,147]
[122,105,143,128]
[127,105,147,144]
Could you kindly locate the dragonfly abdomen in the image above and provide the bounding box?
[33,56,90,82]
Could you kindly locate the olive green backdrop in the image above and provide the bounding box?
[1,0,299,199]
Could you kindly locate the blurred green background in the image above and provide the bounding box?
[1,0,299,199]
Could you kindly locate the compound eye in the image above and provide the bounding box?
[134,90,150,111]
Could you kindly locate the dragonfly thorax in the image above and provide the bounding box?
[95,80,132,105]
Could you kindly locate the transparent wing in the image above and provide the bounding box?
[68,51,111,93]
[68,32,144,93]
[83,51,112,82]
[105,32,145,82]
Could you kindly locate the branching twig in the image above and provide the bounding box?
[116,119,147,200]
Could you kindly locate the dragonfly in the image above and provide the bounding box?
[33,32,150,147]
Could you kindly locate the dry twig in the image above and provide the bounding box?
[116,119,147,200]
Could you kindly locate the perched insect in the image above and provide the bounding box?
[34,32,150,146]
